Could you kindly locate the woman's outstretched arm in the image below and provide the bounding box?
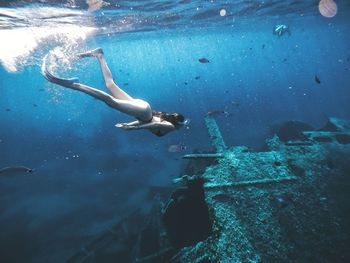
[116,121,174,130]
[115,120,140,128]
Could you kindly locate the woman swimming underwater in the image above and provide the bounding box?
[42,48,186,137]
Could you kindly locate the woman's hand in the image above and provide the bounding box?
[115,123,138,130]
[115,123,126,128]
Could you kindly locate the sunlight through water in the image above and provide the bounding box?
[0,6,97,72]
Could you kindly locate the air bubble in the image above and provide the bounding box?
[220,9,226,17]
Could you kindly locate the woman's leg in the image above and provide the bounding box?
[42,56,152,120]
[42,63,120,109]
[71,83,120,109]
[72,83,151,118]
[78,48,133,101]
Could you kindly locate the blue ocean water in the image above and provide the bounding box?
[0,0,350,262]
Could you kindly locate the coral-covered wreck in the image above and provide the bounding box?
[67,116,350,263]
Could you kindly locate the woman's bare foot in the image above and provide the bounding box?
[77,48,104,59]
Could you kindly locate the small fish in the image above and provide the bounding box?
[199,58,210,63]
[0,166,34,177]
[124,83,129,86]
[184,81,188,85]
[195,76,201,80]
[207,110,228,116]
[273,24,291,37]
[5,108,11,112]
[33,104,38,107]
[315,75,321,84]
[231,101,240,107]
[168,144,187,153]
[262,44,266,49]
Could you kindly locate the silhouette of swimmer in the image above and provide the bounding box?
[42,48,187,137]
[273,24,291,37]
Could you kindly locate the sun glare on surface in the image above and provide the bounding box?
[0,7,96,72]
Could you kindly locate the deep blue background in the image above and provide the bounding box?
[0,9,350,263]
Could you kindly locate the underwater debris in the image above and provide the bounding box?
[163,177,212,249]
[212,193,234,203]
[62,117,350,262]
[287,160,305,177]
[269,120,314,142]
[183,153,224,160]
[136,194,175,262]
[0,166,34,176]
[274,161,282,166]
[167,117,350,262]
[66,209,145,263]
[335,134,350,144]
[204,114,227,152]
[313,136,333,143]
[285,141,313,146]
[205,176,298,189]
[303,130,350,144]
[302,118,350,145]
[199,58,210,63]
[319,117,350,132]
[315,75,321,84]
[173,175,188,184]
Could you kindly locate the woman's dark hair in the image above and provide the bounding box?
[153,111,185,127]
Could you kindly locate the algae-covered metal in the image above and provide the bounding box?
[175,117,350,262]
